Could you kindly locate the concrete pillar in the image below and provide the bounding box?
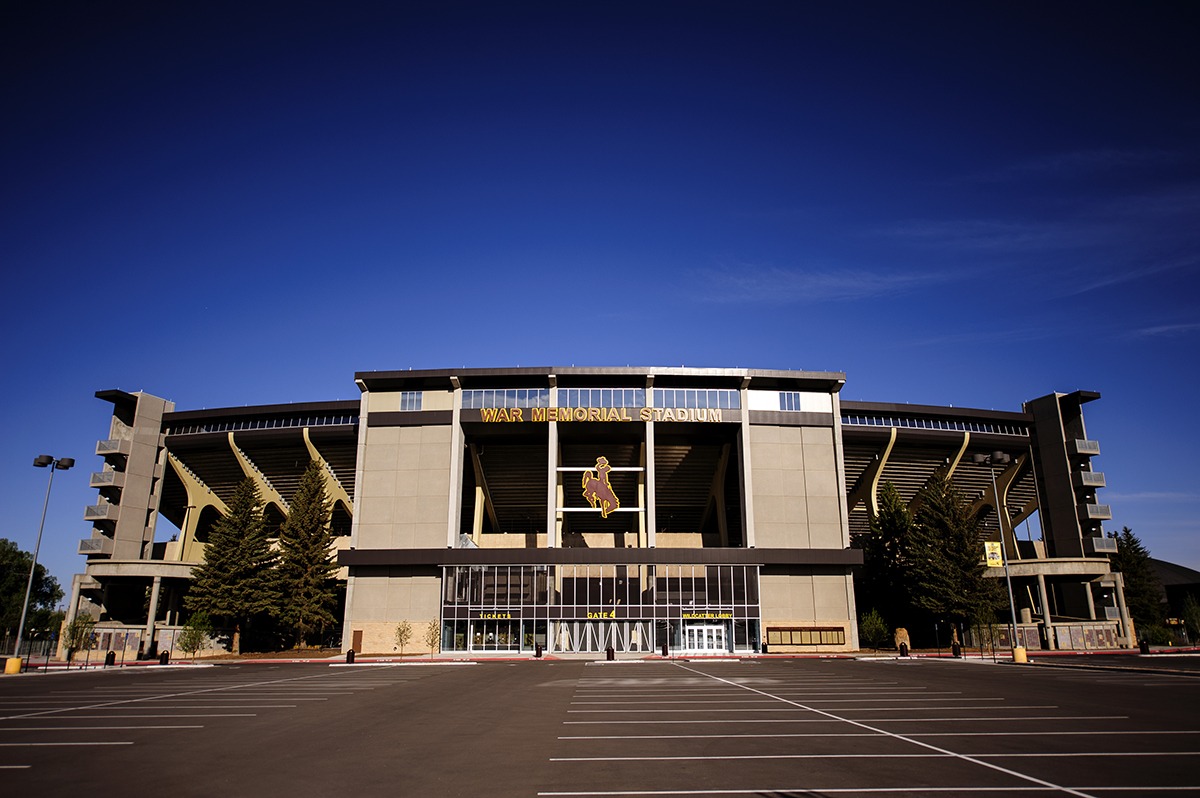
[1113,572,1134,647]
[547,420,558,548]
[145,576,162,657]
[739,380,756,548]
[1084,579,1097,620]
[446,382,464,548]
[645,419,656,549]
[1037,573,1055,650]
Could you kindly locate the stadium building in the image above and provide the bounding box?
[68,367,1131,657]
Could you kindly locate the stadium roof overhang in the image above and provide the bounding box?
[355,366,846,393]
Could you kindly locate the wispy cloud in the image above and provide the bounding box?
[1066,254,1199,296]
[1126,321,1200,339]
[957,148,1181,184]
[878,219,1095,253]
[1105,491,1200,502]
[690,264,951,304]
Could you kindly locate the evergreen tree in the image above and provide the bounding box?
[856,482,916,629]
[908,470,1005,629]
[1107,526,1164,630]
[185,478,277,654]
[1,538,63,638]
[275,461,338,647]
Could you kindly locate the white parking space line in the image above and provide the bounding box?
[912,731,1200,737]
[552,753,950,761]
[562,715,1129,725]
[0,725,203,730]
[551,751,1200,763]
[566,705,1054,713]
[670,664,1105,798]
[45,713,257,718]
[82,704,297,708]
[2,669,388,721]
[537,789,1200,796]
[560,732,886,740]
[0,741,134,747]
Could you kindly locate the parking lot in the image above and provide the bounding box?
[2,657,1198,796]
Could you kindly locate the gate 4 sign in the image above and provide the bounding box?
[984,541,1004,568]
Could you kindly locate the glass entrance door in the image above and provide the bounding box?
[683,624,727,653]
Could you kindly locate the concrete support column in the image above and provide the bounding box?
[145,576,162,656]
[645,420,656,549]
[739,380,756,548]
[1084,580,1097,620]
[1113,572,1134,647]
[547,420,558,548]
[446,381,464,548]
[1037,572,1055,650]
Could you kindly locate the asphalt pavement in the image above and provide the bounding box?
[1,656,1198,796]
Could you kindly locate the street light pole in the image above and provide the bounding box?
[11,455,74,662]
[974,451,1026,664]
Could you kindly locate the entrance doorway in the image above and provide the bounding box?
[683,623,727,653]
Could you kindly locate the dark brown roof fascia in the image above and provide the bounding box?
[339,547,863,567]
[841,400,1030,423]
[165,399,360,424]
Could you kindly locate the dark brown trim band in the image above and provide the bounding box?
[340,547,862,568]
[367,410,454,427]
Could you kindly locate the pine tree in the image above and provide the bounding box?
[185,478,277,654]
[856,482,916,629]
[1108,526,1164,630]
[908,470,1005,629]
[275,461,338,648]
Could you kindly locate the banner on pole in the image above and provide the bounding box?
[985,541,1004,568]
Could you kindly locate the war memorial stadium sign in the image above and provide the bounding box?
[478,407,725,423]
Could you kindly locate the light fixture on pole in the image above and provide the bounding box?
[973,451,1027,664]
[9,455,74,669]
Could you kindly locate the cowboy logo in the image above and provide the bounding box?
[582,456,620,518]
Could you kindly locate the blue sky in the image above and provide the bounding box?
[3,1,1198,594]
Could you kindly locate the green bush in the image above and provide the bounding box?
[859,608,890,651]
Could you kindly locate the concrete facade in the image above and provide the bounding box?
[67,368,1122,658]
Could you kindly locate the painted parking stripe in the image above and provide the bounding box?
[562,715,1129,724]
[566,705,1054,713]
[40,713,256,718]
[550,752,1200,762]
[0,741,134,747]
[537,789,1200,796]
[672,663,1099,798]
[0,725,203,730]
[558,729,1200,741]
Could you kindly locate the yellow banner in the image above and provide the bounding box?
[984,541,1004,568]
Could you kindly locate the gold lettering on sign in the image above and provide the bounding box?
[477,404,723,422]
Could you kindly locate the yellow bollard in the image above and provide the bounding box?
[1012,646,1028,664]
[4,657,23,675]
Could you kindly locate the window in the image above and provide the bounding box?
[558,388,645,408]
[766,627,846,646]
[399,391,423,411]
[652,389,740,410]
[462,389,550,409]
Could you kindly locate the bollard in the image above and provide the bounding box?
[606,646,615,661]
[535,644,543,658]
[1139,639,1150,655]
[158,651,170,665]
[104,651,116,667]
[899,642,909,657]
[346,649,355,664]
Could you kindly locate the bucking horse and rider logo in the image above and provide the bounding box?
[582,456,620,518]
